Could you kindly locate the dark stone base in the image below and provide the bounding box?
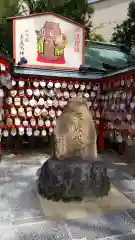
[38,157,110,202]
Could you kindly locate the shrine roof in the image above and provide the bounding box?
[85,41,135,71]
[0,54,13,63]
[13,42,135,80]
[13,66,103,80]
[14,64,135,80]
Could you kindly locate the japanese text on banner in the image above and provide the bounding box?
[19,30,29,59]
[19,34,24,58]
[74,27,80,52]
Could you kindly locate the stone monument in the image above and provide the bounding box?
[38,98,110,201]
[52,98,97,160]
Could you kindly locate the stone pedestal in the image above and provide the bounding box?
[38,157,110,201]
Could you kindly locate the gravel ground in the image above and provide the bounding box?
[0,152,135,239]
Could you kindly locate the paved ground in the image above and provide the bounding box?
[1,152,135,239]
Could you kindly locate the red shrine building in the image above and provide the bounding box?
[1,12,135,155]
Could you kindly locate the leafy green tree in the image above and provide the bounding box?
[89,32,106,42]
[0,0,20,56]
[23,0,93,25]
[23,0,94,38]
[111,1,135,49]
